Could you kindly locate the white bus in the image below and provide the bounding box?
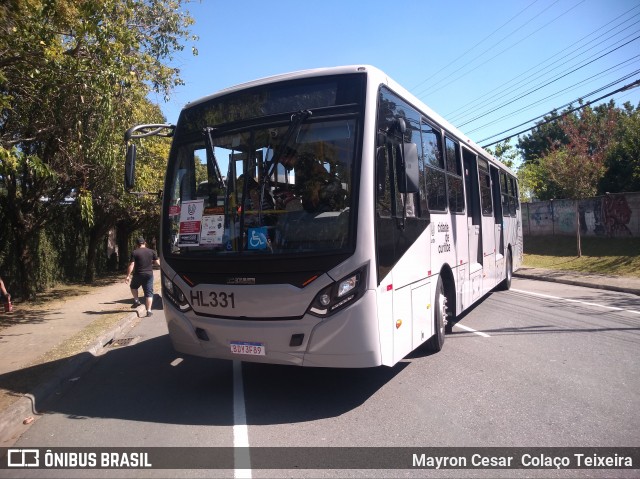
[124,65,523,368]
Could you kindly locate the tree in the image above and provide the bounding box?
[486,138,518,169]
[516,161,545,203]
[516,108,575,201]
[516,100,640,202]
[0,0,196,298]
[599,102,640,194]
[541,104,617,256]
[517,109,568,166]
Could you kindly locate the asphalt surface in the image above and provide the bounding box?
[0,267,638,446]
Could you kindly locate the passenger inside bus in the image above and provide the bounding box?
[280,150,346,214]
[237,175,275,212]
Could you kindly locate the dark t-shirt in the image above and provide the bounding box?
[130,247,158,275]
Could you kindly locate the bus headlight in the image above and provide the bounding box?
[162,273,191,312]
[337,274,358,297]
[319,293,331,307]
[308,265,368,317]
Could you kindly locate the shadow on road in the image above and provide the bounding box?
[0,332,406,427]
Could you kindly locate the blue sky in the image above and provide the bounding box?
[154,0,640,153]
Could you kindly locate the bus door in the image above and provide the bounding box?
[477,158,496,292]
[444,137,467,316]
[462,147,482,303]
[375,105,431,365]
[490,165,505,284]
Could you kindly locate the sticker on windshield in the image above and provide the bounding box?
[247,227,268,250]
[201,214,224,245]
[178,199,204,247]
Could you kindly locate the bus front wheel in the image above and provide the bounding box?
[425,277,446,352]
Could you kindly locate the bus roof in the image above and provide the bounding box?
[182,65,515,175]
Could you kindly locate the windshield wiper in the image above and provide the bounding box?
[263,109,312,181]
[203,127,224,187]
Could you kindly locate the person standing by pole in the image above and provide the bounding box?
[125,237,160,317]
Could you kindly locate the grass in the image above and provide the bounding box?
[523,235,640,278]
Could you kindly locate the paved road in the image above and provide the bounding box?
[3,278,639,478]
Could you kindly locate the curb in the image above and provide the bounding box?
[513,271,640,296]
[0,310,141,446]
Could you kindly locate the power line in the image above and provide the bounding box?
[480,78,640,148]
[458,34,640,128]
[414,0,585,100]
[446,7,640,123]
[410,0,541,92]
[466,58,640,135]
[465,55,640,135]
[453,25,640,125]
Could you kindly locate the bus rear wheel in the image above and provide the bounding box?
[425,277,446,352]
[498,250,512,291]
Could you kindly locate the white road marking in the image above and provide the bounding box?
[512,288,640,314]
[454,323,491,337]
[233,360,252,478]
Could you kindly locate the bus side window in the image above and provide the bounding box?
[501,172,509,214]
[512,177,519,209]
[376,144,393,218]
[478,158,493,216]
[420,122,446,213]
[445,136,464,213]
[509,176,517,215]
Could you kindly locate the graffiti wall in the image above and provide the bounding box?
[523,192,640,237]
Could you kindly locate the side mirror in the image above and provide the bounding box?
[125,144,136,191]
[398,143,419,194]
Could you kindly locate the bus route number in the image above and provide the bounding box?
[191,290,236,308]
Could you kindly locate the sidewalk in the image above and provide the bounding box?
[0,277,155,445]
[513,267,640,295]
[0,269,639,445]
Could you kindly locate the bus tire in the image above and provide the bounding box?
[498,250,512,291]
[425,277,446,352]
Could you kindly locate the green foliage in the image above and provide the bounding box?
[517,101,638,202]
[78,188,95,228]
[599,102,640,194]
[523,235,640,278]
[517,161,545,202]
[522,104,617,257]
[485,139,518,169]
[517,110,568,165]
[35,226,65,290]
[0,0,196,298]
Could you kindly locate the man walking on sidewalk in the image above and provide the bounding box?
[125,237,160,317]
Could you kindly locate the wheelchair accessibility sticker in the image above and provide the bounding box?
[248,227,268,250]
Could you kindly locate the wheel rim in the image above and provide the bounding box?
[439,292,448,333]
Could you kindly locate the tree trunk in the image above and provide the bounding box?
[116,220,135,271]
[576,200,582,257]
[16,234,37,300]
[84,229,99,284]
[84,222,113,283]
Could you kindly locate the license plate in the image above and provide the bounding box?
[230,341,265,356]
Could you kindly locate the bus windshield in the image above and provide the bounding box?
[163,77,363,258]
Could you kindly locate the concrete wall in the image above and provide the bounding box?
[522,192,640,237]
